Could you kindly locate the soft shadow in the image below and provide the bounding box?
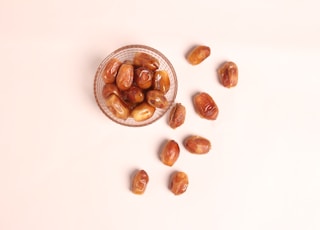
[184,44,199,60]
[128,168,140,192]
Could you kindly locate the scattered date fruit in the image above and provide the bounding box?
[186,45,211,65]
[217,61,238,88]
[170,171,189,195]
[193,92,219,120]
[184,135,211,154]
[160,140,180,166]
[168,103,186,129]
[126,45,238,196]
[131,169,149,195]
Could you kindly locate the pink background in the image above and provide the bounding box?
[1,0,320,229]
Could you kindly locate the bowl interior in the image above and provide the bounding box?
[94,45,178,127]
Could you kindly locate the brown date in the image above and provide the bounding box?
[170,171,189,195]
[116,63,134,91]
[102,83,120,99]
[186,45,210,65]
[101,58,122,84]
[168,103,186,129]
[134,67,153,89]
[217,61,238,88]
[122,86,145,104]
[131,169,149,195]
[123,60,134,65]
[146,90,168,109]
[193,92,219,120]
[153,70,170,94]
[160,140,180,166]
[133,52,160,71]
[105,94,130,120]
[183,135,211,154]
[131,102,156,122]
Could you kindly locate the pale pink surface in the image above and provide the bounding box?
[1,0,320,230]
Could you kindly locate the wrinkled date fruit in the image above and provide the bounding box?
[131,170,149,195]
[146,90,168,109]
[153,70,170,94]
[186,45,210,65]
[131,102,156,122]
[102,83,121,99]
[122,86,145,104]
[217,61,238,88]
[134,67,153,89]
[102,58,122,84]
[184,135,211,154]
[133,52,160,71]
[193,92,219,120]
[160,140,180,166]
[116,63,134,91]
[168,103,186,129]
[170,171,189,195]
[105,94,130,120]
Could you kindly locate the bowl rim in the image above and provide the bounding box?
[93,44,178,127]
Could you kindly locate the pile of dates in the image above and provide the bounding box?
[101,52,171,122]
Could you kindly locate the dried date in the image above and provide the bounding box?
[217,61,238,88]
[122,85,145,104]
[153,70,170,94]
[116,63,134,91]
[105,94,130,120]
[193,92,219,120]
[168,103,186,129]
[134,67,153,89]
[102,58,122,83]
[170,171,189,195]
[160,140,180,166]
[131,102,156,122]
[133,52,160,71]
[102,83,120,99]
[131,170,149,195]
[186,45,210,65]
[146,90,168,109]
[184,135,211,154]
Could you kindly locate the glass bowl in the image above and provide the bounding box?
[94,44,178,127]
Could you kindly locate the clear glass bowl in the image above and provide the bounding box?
[94,44,178,127]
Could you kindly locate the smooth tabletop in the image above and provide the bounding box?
[1,0,320,229]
